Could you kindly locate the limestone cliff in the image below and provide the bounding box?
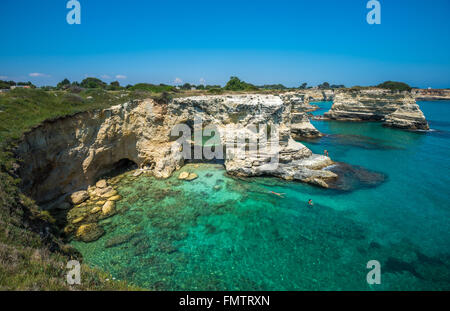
[16,94,336,206]
[324,89,429,130]
[281,93,322,139]
[412,89,450,101]
[300,89,334,102]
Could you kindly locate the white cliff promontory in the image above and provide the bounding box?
[324,89,429,130]
[281,92,322,139]
[16,94,336,205]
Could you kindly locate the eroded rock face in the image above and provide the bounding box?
[300,89,334,102]
[16,94,336,205]
[324,89,429,130]
[412,89,450,101]
[280,93,322,139]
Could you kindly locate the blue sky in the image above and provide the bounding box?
[0,0,449,88]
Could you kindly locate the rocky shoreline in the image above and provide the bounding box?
[324,89,429,130]
[14,89,431,216]
[412,89,450,101]
[15,94,336,211]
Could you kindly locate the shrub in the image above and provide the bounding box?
[377,81,412,92]
[80,77,107,89]
[129,83,175,93]
[224,76,258,91]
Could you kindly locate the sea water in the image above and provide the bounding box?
[72,101,450,290]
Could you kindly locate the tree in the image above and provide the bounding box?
[80,77,107,89]
[330,84,345,89]
[108,81,121,90]
[180,83,192,90]
[299,83,308,89]
[259,84,287,90]
[377,81,412,92]
[224,76,258,91]
[0,80,16,89]
[57,78,71,90]
[16,81,36,88]
[318,82,330,90]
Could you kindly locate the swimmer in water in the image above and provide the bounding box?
[270,191,285,198]
[308,199,314,207]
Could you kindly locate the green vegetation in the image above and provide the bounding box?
[57,78,71,90]
[207,88,224,94]
[0,80,16,89]
[258,84,287,90]
[377,81,412,92]
[129,83,176,93]
[224,76,258,91]
[0,88,158,290]
[80,77,107,89]
[318,82,330,90]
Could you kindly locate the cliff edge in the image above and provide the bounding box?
[324,89,429,130]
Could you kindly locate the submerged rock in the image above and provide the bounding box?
[186,173,198,181]
[108,195,122,201]
[90,206,102,214]
[105,233,136,248]
[101,189,118,199]
[102,200,116,216]
[75,223,105,242]
[326,162,386,191]
[178,172,189,180]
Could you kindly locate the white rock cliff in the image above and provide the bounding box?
[16,94,336,205]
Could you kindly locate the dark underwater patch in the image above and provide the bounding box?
[321,134,402,150]
[326,162,387,191]
[384,257,424,280]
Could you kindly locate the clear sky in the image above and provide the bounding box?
[0,0,449,88]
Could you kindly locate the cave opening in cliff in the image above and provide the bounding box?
[99,158,138,179]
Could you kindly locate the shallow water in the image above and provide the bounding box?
[72,101,450,290]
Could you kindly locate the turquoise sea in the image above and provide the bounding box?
[72,101,450,290]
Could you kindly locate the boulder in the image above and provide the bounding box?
[90,206,102,214]
[186,173,198,181]
[178,172,189,180]
[75,223,105,242]
[95,179,107,188]
[133,170,143,177]
[102,200,116,216]
[108,195,121,201]
[68,191,89,205]
[101,189,118,198]
[72,217,84,224]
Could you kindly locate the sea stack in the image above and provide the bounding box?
[281,92,322,139]
[324,88,429,130]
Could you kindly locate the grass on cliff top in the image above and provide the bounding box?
[0,88,149,290]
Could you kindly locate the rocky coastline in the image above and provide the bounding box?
[412,89,450,101]
[324,89,429,130]
[15,94,336,212]
[281,92,322,139]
